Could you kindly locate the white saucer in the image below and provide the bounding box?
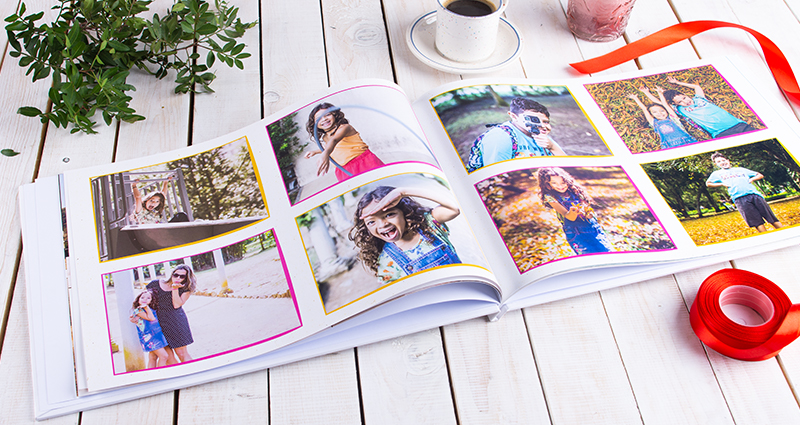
[405,11,523,74]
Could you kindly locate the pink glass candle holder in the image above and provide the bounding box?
[567,0,637,42]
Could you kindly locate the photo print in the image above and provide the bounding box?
[641,138,800,245]
[104,229,300,374]
[91,136,267,262]
[429,84,611,172]
[475,166,674,272]
[267,85,437,205]
[296,173,487,313]
[585,65,766,153]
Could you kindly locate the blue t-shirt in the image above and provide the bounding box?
[676,96,744,138]
[651,117,697,148]
[480,122,559,165]
[706,167,762,200]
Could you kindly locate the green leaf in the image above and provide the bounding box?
[108,39,130,52]
[206,50,215,67]
[1,149,20,157]
[180,20,193,33]
[17,106,42,117]
[6,21,27,32]
[197,23,216,35]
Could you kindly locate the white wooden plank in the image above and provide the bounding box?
[0,262,76,425]
[113,67,191,160]
[191,0,262,140]
[624,0,698,68]
[722,0,800,116]
[36,128,118,178]
[0,0,18,51]
[322,0,394,82]
[358,329,457,425]
[381,0,458,99]
[332,0,466,424]
[79,393,175,425]
[176,371,268,424]
[523,293,642,424]
[600,276,734,425]
[442,311,550,425]
[269,350,362,425]
[721,0,800,97]
[0,0,53,331]
[732,245,800,404]
[113,0,193,161]
[674,262,800,425]
[784,0,800,18]
[261,0,329,114]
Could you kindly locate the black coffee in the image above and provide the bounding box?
[445,0,495,17]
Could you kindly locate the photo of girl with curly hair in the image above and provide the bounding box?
[537,167,615,255]
[349,185,462,283]
[475,167,673,272]
[297,174,487,313]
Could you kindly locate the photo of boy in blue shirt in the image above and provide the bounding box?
[706,152,783,233]
[664,77,758,138]
[466,97,566,172]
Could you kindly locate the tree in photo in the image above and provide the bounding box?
[268,113,307,203]
[168,144,265,220]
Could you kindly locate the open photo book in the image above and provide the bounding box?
[19,56,800,418]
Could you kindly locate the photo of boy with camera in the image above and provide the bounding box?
[466,97,566,172]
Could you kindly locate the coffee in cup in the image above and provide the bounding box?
[445,0,496,17]
[435,0,507,63]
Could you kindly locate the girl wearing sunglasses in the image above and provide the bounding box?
[144,264,197,365]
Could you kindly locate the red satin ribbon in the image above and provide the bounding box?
[690,269,800,361]
[569,21,800,105]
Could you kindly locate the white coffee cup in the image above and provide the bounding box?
[435,0,508,63]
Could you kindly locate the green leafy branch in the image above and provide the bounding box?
[4,0,256,135]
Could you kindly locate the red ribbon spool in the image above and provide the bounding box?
[690,269,800,361]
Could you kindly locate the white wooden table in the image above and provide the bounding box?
[4,0,800,423]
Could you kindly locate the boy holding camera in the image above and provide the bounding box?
[466,97,566,172]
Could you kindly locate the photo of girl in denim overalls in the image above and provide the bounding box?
[537,167,615,255]
[349,185,462,283]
